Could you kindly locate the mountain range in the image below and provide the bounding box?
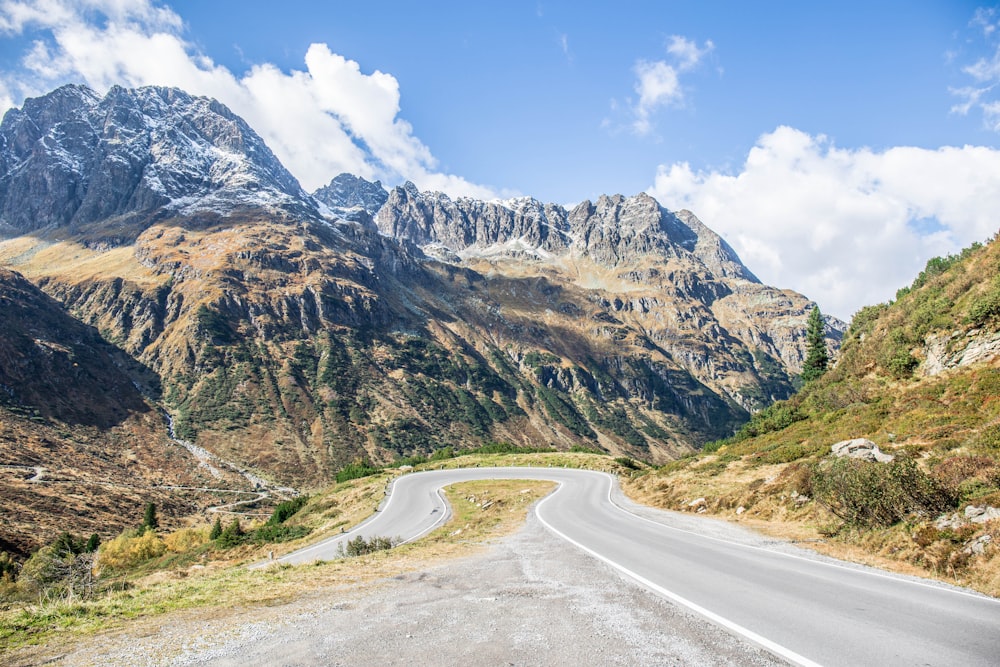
[0,84,843,554]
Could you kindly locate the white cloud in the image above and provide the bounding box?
[620,34,713,135]
[632,59,682,134]
[666,35,714,71]
[0,0,495,196]
[952,7,1000,132]
[650,126,1000,321]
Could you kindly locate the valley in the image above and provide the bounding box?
[0,80,998,666]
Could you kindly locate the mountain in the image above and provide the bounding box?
[0,84,316,238]
[625,237,1000,596]
[0,84,842,499]
[0,267,251,558]
[313,172,389,221]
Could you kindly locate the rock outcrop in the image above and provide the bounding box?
[923,329,1000,376]
[831,438,894,463]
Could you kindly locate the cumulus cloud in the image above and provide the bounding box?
[650,126,1000,320]
[0,0,496,197]
[627,35,713,135]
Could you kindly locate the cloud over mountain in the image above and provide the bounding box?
[0,0,496,197]
[650,126,1000,319]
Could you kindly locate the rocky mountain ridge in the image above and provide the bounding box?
[0,84,842,506]
[0,84,316,238]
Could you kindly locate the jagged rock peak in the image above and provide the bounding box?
[375,181,758,280]
[376,181,570,255]
[0,83,315,235]
[673,209,759,282]
[312,173,388,215]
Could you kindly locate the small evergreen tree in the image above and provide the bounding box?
[216,518,245,548]
[84,533,100,553]
[801,306,829,382]
[142,502,159,531]
[209,517,223,540]
[51,531,84,557]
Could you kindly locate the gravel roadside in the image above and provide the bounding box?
[50,510,786,667]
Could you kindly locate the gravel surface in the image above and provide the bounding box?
[50,511,786,667]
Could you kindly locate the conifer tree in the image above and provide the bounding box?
[801,306,829,382]
[142,502,159,531]
[209,517,223,540]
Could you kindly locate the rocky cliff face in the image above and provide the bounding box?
[0,84,315,237]
[0,85,843,495]
[313,173,389,216]
[373,179,840,410]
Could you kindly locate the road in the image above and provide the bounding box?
[272,467,1000,667]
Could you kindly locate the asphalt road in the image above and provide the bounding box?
[271,467,1000,667]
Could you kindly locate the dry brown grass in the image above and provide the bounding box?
[623,458,1000,597]
[0,477,555,661]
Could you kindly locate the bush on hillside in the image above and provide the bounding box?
[267,495,310,525]
[98,530,166,571]
[336,461,382,483]
[812,456,954,528]
[339,535,395,557]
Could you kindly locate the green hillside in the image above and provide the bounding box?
[627,235,1000,595]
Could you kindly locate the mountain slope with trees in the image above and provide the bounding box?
[626,236,1000,594]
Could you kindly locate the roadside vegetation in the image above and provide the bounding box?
[0,449,622,660]
[625,237,1000,597]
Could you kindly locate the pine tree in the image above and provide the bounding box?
[142,502,159,531]
[801,306,829,382]
[209,517,223,540]
[84,533,100,553]
[217,518,245,548]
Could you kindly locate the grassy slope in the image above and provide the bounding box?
[625,237,1000,596]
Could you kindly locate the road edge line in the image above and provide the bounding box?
[601,473,1000,604]
[534,489,823,667]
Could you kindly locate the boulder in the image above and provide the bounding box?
[964,505,1000,524]
[963,534,992,556]
[830,438,894,463]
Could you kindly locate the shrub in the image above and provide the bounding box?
[18,547,96,598]
[267,496,310,525]
[965,276,1000,326]
[811,456,954,528]
[615,457,640,470]
[0,551,18,582]
[97,530,167,571]
[757,443,807,465]
[340,535,395,557]
[732,401,805,441]
[336,461,382,483]
[216,519,246,548]
[251,524,311,543]
[164,527,209,553]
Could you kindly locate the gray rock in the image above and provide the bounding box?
[963,534,992,556]
[924,330,1000,376]
[830,438,894,463]
[0,84,316,235]
[964,505,1000,524]
[313,173,388,216]
[935,512,966,530]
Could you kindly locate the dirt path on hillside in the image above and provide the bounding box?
[31,512,783,667]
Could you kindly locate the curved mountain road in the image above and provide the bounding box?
[271,467,1000,666]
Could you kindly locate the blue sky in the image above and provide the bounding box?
[1,1,999,320]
